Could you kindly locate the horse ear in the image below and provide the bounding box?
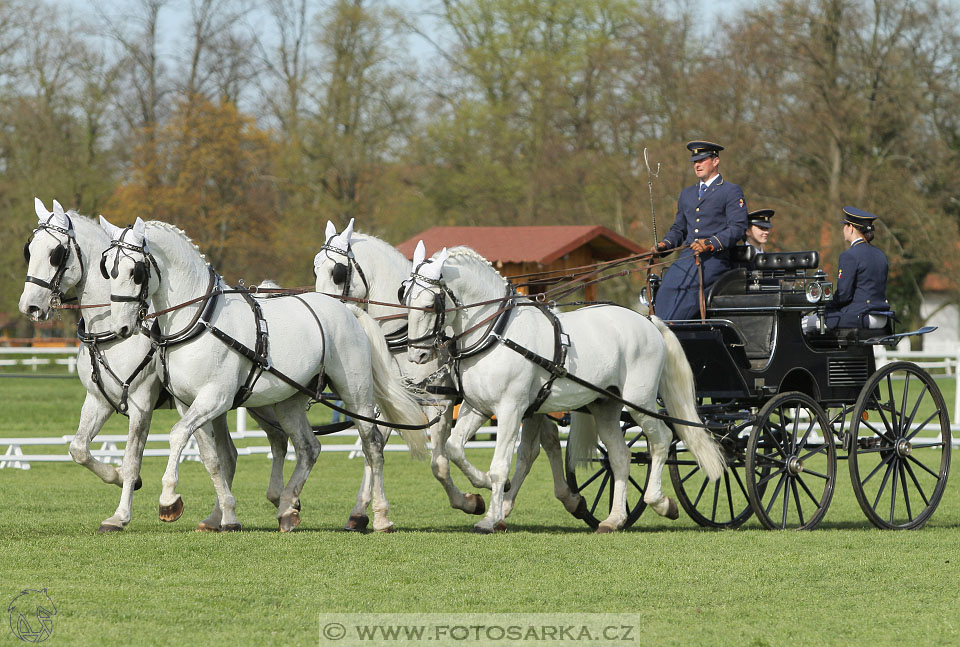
[413,240,426,267]
[34,197,51,222]
[325,220,337,241]
[51,199,70,229]
[343,218,354,244]
[99,215,122,239]
[435,247,449,268]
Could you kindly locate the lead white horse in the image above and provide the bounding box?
[100,217,427,532]
[18,199,291,532]
[313,220,489,527]
[405,246,725,533]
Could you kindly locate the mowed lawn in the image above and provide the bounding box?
[1,377,958,646]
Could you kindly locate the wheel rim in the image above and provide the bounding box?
[669,420,753,528]
[746,392,836,530]
[565,423,649,529]
[849,362,951,530]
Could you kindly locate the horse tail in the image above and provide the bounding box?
[348,305,429,460]
[565,411,598,472]
[650,316,725,481]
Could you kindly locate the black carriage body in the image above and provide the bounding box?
[667,252,875,407]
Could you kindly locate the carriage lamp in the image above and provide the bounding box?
[821,283,833,300]
[805,281,822,303]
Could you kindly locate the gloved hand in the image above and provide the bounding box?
[650,241,668,258]
[690,238,715,254]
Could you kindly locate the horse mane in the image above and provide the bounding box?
[440,246,509,299]
[145,220,208,264]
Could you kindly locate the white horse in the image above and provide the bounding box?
[18,199,292,532]
[99,217,427,532]
[405,245,725,533]
[313,220,490,527]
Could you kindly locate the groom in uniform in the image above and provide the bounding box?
[653,141,748,319]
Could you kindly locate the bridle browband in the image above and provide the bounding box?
[23,215,84,306]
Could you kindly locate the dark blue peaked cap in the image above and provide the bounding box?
[748,209,774,229]
[842,206,879,230]
[687,140,724,162]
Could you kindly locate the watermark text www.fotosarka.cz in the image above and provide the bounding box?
[319,613,638,646]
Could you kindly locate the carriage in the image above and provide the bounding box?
[565,247,952,531]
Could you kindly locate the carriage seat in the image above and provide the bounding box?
[754,250,819,271]
[729,244,756,265]
[705,269,779,361]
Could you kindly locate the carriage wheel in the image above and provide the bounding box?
[669,419,755,529]
[848,361,951,530]
[746,392,836,530]
[564,420,650,529]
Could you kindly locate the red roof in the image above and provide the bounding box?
[396,226,644,264]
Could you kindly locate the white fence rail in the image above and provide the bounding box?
[2,346,958,470]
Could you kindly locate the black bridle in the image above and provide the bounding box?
[400,266,461,351]
[23,216,84,305]
[100,229,161,326]
[314,236,370,301]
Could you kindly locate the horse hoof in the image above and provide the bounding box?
[159,496,184,523]
[464,493,486,516]
[344,514,369,532]
[493,521,507,533]
[595,523,617,534]
[221,523,242,533]
[572,497,588,520]
[134,476,143,491]
[279,510,301,532]
[375,524,395,533]
[97,524,123,533]
[472,524,495,535]
[195,521,219,533]
[665,498,679,520]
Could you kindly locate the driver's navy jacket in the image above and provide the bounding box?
[824,238,889,328]
[654,175,748,320]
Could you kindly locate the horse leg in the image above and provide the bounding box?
[637,415,678,521]
[69,393,122,485]
[422,403,480,514]
[502,415,543,518]
[247,406,288,508]
[343,422,388,531]
[593,404,630,533]
[158,393,229,522]
[533,415,583,514]
[473,407,521,534]
[196,414,238,532]
[445,405,494,489]
[98,406,152,532]
[272,395,321,532]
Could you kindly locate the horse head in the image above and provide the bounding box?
[404,242,450,364]
[19,198,82,321]
[314,218,365,297]
[99,216,156,339]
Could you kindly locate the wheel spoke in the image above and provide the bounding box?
[874,394,897,440]
[902,382,929,435]
[906,452,943,479]
[899,371,912,434]
[899,462,913,521]
[712,479,720,522]
[871,460,896,512]
[692,474,710,507]
[731,467,749,499]
[589,471,610,515]
[780,475,791,528]
[791,478,805,527]
[796,473,822,507]
[796,416,819,451]
[859,451,895,487]
[679,464,701,486]
[888,458,900,523]
[790,406,802,453]
[628,474,646,495]
[885,374,900,436]
[799,443,831,462]
[626,433,644,449]
[905,411,941,442]
[903,460,931,506]
[574,467,605,493]
[860,414,894,442]
[761,424,787,457]
[763,472,787,516]
[758,466,787,488]
[797,467,830,481]
[724,472,735,521]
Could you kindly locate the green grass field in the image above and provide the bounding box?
[1,377,958,646]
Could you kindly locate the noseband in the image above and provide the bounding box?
[23,216,84,305]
